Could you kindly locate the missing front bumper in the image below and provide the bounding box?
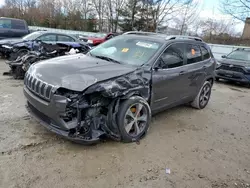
[26,102,103,144]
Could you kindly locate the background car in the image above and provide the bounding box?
[0,17,29,40]
[0,31,89,59]
[215,48,250,85]
[79,32,118,46]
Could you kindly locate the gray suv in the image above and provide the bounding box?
[23,33,216,144]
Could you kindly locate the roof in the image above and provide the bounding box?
[0,17,25,21]
[123,31,204,44]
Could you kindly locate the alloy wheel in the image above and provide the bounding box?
[199,84,211,107]
[124,103,148,137]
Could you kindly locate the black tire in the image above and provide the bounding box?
[13,66,25,79]
[191,81,212,109]
[9,49,29,61]
[215,77,220,81]
[116,96,151,143]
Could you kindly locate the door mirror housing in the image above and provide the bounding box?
[154,58,165,71]
[221,55,226,58]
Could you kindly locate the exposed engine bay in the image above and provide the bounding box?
[31,70,151,144]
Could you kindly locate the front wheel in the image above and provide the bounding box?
[191,81,212,109]
[9,49,29,61]
[117,96,151,143]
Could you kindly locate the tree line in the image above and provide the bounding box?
[0,0,249,43]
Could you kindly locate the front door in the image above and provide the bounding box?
[151,43,190,111]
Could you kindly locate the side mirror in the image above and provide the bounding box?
[221,55,226,58]
[154,58,164,71]
[154,66,160,71]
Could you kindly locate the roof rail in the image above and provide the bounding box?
[123,31,160,35]
[166,35,203,42]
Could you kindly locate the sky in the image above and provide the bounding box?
[200,0,244,32]
[0,0,245,32]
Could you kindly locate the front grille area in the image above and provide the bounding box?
[218,64,245,73]
[24,73,53,100]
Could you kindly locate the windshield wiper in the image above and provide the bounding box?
[94,55,122,64]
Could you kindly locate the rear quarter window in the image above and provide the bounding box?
[201,46,211,60]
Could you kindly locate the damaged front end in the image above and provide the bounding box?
[25,69,150,144]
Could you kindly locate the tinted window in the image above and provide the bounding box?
[38,34,57,42]
[0,19,11,29]
[159,43,184,69]
[201,46,210,60]
[11,20,25,30]
[57,35,75,42]
[186,44,202,64]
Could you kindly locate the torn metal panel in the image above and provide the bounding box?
[85,69,151,100]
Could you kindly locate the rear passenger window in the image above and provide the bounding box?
[201,46,211,60]
[57,35,75,42]
[186,44,202,64]
[38,34,57,42]
[11,20,25,30]
[159,43,184,69]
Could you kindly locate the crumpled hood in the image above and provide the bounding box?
[218,58,250,67]
[29,54,137,91]
[0,38,25,45]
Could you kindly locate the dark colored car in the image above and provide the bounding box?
[0,17,29,40]
[79,32,117,46]
[215,48,250,85]
[0,31,89,59]
[6,40,90,79]
[23,33,216,144]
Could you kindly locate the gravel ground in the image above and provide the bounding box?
[0,59,250,188]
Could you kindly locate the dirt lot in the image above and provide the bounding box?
[0,59,250,188]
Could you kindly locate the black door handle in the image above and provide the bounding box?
[179,71,185,75]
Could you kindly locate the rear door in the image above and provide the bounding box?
[151,43,191,111]
[184,44,208,97]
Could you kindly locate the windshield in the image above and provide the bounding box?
[22,32,42,40]
[226,50,250,61]
[89,36,162,66]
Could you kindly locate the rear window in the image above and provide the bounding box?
[0,19,11,29]
[11,20,26,30]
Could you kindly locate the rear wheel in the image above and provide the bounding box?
[117,96,151,143]
[191,81,212,109]
[215,77,220,81]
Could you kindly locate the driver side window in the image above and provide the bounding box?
[158,43,184,69]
